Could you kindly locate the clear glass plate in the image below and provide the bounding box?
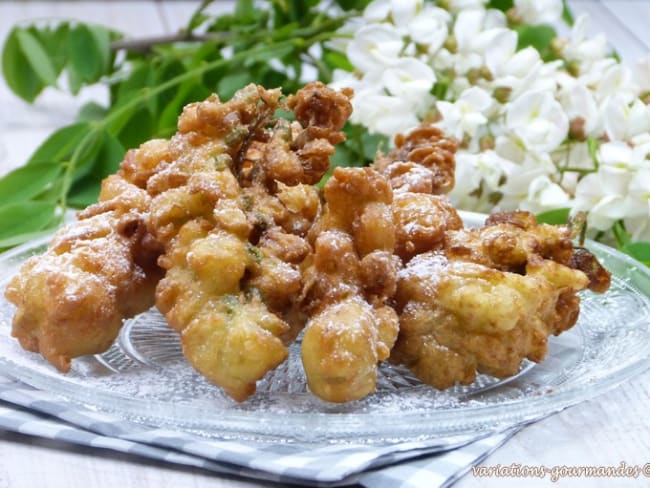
[1,212,649,444]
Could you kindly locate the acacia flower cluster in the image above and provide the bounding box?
[331,0,650,243]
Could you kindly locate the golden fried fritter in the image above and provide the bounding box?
[153,82,353,401]
[5,81,613,407]
[301,167,400,403]
[391,211,611,389]
[372,124,463,262]
[374,125,457,195]
[4,171,163,372]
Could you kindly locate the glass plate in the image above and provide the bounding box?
[1,212,650,444]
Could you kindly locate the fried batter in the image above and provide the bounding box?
[391,211,611,389]
[153,82,352,401]
[4,169,163,372]
[374,125,457,195]
[373,125,463,262]
[301,167,400,402]
[4,83,614,406]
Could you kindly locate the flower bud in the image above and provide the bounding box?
[551,37,567,58]
[480,135,495,151]
[467,68,481,85]
[444,34,457,54]
[480,65,494,82]
[569,117,587,142]
[493,86,512,104]
[567,60,580,77]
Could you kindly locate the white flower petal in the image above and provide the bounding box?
[514,0,563,24]
[346,24,403,72]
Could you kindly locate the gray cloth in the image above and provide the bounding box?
[0,375,525,486]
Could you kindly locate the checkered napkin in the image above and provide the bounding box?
[0,375,525,487]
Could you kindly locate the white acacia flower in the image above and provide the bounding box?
[364,0,423,27]
[488,46,559,101]
[329,68,362,93]
[624,169,650,218]
[558,83,602,137]
[498,153,557,210]
[624,169,650,240]
[514,0,563,25]
[599,141,636,172]
[634,55,650,94]
[436,86,492,140]
[363,0,449,52]
[505,91,569,153]
[520,175,571,214]
[483,29,519,76]
[378,58,436,106]
[601,95,650,142]
[576,58,617,90]
[450,150,518,212]
[331,2,650,243]
[572,142,637,230]
[495,134,526,164]
[351,91,419,136]
[363,0,392,22]
[573,173,629,231]
[596,64,637,103]
[408,6,450,50]
[346,24,403,72]
[390,0,422,27]
[446,0,488,13]
[454,9,505,51]
[563,14,609,63]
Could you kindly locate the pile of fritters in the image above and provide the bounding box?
[5,82,611,403]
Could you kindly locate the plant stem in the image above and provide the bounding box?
[111,33,231,52]
[110,14,352,53]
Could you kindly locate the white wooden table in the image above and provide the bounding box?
[1,2,649,487]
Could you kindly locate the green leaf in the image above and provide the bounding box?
[335,0,374,11]
[2,28,44,102]
[217,71,253,99]
[87,25,112,74]
[431,79,449,100]
[323,49,354,72]
[117,107,154,150]
[235,0,256,22]
[77,101,108,122]
[66,131,123,208]
[0,228,56,249]
[613,220,631,248]
[27,123,93,166]
[114,62,155,107]
[95,131,125,177]
[30,23,70,76]
[536,207,570,225]
[621,242,650,266]
[360,131,388,161]
[67,24,103,90]
[561,0,574,26]
[69,133,105,183]
[488,0,514,12]
[244,44,294,66]
[67,176,101,208]
[516,24,557,60]
[0,201,56,240]
[15,28,58,86]
[0,164,61,204]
